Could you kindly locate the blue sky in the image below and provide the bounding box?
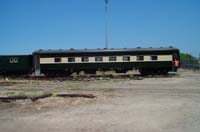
[0,0,200,57]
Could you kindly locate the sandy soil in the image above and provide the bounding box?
[0,71,200,132]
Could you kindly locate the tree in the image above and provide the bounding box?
[180,53,194,60]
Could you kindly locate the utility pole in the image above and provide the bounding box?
[104,0,109,49]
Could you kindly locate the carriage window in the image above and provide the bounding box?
[95,57,103,62]
[109,56,116,62]
[82,57,89,62]
[137,56,144,61]
[54,58,61,63]
[14,57,18,63]
[68,57,75,62]
[123,56,130,62]
[9,58,14,63]
[9,57,18,63]
[150,56,158,60]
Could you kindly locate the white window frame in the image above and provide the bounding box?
[150,56,158,61]
[95,56,103,62]
[14,57,18,63]
[68,57,75,63]
[54,57,62,63]
[136,56,144,61]
[81,57,89,62]
[123,56,130,62]
[9,58,14,63]
[109,56,117,62]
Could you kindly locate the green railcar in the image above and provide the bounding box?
[33,47,180,76]
[0,55,33,75]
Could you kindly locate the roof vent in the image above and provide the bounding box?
[70,48,74,50]
[39,49,43,51]
[137,47,141,48]
[169,46,173,48]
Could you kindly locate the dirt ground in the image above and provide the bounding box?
[0,70,200,132]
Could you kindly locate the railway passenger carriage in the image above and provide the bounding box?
[0,55,32,75]
[0,47,180,76]
[33,47,180,76]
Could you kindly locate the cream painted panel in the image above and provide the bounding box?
[40,57,69,64]
[40,58,54,64]
[130,56,136,62]
[75,57,81,63]
[144,56,150,61]
[62,58,68,63]
[158,55,172,61]
[89,57,95,62]
[40,55,173,64]
[103,57,109,62]
[117,56,123,62]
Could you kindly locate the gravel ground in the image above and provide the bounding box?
[0,71,200,132]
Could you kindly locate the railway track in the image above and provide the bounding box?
[54,88,200,95]
[0,73,178,82]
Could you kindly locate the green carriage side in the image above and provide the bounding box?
[0,55,33,75]
[33,47,180,76]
